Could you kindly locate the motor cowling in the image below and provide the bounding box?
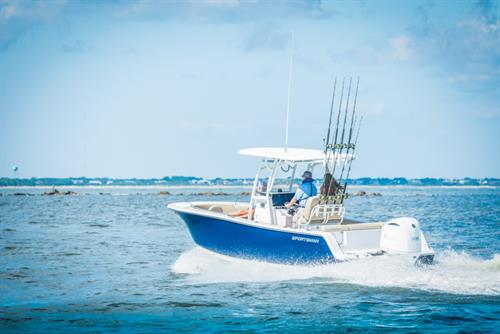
[380,217,422,253]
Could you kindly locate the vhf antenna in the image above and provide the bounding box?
[284,32,294,152]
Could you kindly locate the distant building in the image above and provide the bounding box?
[190,179,211,185]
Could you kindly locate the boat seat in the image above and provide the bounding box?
[208,205,224,213]
[294,196,345,226]
[193,203,248,214]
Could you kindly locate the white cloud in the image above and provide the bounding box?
[0,0,66,22]
[388,35,412,61]
[0,0,66,49]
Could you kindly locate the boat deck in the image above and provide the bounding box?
[191,202,383,232]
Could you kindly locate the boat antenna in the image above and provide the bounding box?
[342,114,364,204]
[284,32,294,152]
[338,77,359,188]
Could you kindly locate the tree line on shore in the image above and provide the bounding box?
[0,176,498,187]
[3,189,383,197]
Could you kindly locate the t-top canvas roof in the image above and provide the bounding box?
[238,147,323,161]
[238,147,354,163]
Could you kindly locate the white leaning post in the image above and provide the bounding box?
[307,204,345,225]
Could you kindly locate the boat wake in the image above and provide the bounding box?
[171,247,500,296]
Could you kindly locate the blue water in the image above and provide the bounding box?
[0,186,499,333]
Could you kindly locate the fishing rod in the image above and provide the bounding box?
[333,77,352,202]
[341,114,364,204]
[324,77,338,157]
[323,78,337,170]
[323,77,345,200]
[321,77,337,201]
[329,77,345,175]
[337,77,359,187]
[325,77,351,203]
[321,77,337,199]
[331,77,352,179]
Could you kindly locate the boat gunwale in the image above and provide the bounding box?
[168,201,331,237]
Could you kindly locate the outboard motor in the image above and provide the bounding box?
[380,217,422,253]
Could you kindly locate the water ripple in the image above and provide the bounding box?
[0,186,499,332]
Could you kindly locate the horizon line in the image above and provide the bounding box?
[1,176,499,180]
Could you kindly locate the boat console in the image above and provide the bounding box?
[269,192,295,206]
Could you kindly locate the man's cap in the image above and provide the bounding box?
[302,171,313,179]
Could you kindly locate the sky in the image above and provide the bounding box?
[0,0,498,179]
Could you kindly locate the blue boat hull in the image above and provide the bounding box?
[177,211,335,264]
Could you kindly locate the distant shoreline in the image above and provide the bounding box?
[1,177,498,187]
[1,185,497,190]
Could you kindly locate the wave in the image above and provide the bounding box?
[171,247,500,296]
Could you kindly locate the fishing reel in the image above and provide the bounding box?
[333,193,348,203]
[333,143,356,150]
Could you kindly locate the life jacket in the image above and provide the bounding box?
[297,179,317,206]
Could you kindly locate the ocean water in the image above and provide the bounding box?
[0,186,499,333]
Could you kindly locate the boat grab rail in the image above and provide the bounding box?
[309,203,345,224]
[295,197,345,228]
